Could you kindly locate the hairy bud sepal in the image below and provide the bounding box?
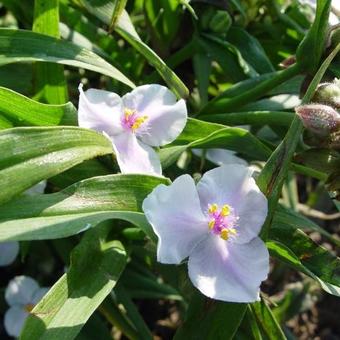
[313,79,340,109]
[295,104,340,137]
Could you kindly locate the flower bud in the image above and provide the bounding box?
[295,104,340,137]
[209,10,232,34]
[329,130,340,150]
[313,79,340,109]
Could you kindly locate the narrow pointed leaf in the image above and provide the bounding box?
[0,87,76,126]
[33,0,68,104]
[0,174,168,241]
[21,225,127,340]
[251,300,286,340]
[174,292,247,340]
[0,28,135,88]
[78,0,189,98]
[0,127,113,204]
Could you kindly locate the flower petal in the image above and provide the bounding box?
[0,241,19,267]
[4,306,29,338]
[234,181,267,244]
[24,180,47,196]
[31,287,49,304]
[111,132,162,175]
[197,165,267,243]
[197,164,253,211]
[122,84,187,146]
[78,84,123,135]
[193,149,248,166]
[142,175,208,264]
[5,276,39,306]
[188,236,269,302]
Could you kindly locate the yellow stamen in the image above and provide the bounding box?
[131,115,148,131]
[124,108,135,117]
[221,204,231,216]
[229,228,237,235]
[208,203,218,214]
[208,219,215,229]
[220,228,229,240]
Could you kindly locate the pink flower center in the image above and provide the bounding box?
[207,203,238,241]
[122,108,148,132]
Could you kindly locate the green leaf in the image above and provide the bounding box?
[121,268,183,301]
[0,127,113,204]
[21,224,127,340]
[200,65,301,114]
[250,300,287,340]
[174,292,247,340]
[114,284,153,340]
[258,43,340,239]
[193,52,211,105]
[226,27,275,74]
[0,174,168,241]
[116,11,189,98]
[0,28,135,88]
[109,0,128,31]
[200,111,294,128]
[0,113,13,129]
[160,118,271,168]
[296,0,332,73]
[78,0,189,98]
[0,87,76,126]
[235,307,263,340]
[274,205,340,246]
[33,0,68,104]
[99,297,140,340]
[198,34,258,81]
[268,222,340,296]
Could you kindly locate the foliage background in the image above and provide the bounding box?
[0,0,339,339]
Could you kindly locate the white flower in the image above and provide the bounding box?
[0,242,19,267]
[142,165,269,302]
[4,276,49,338]
[78,84,187,175]
[192,148,248,166]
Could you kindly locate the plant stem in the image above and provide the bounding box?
[259,44,340,240]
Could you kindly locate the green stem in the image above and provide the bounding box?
[200,63,302,114]
[259,117,304,240]
[99,298,139,340]
[259,44,340,240]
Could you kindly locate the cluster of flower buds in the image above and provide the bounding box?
[295,79,340,150]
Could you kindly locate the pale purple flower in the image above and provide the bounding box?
[142,165,269,302]
[4,276,49,337]
[0,242,19,267]
[78,84,187,175]
[192,148,248,166]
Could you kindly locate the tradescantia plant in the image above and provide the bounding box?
[0,0,339,339]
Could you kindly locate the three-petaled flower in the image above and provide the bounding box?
[142,165,269,302]
[4,276,49,337]
[78,84,187,175]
